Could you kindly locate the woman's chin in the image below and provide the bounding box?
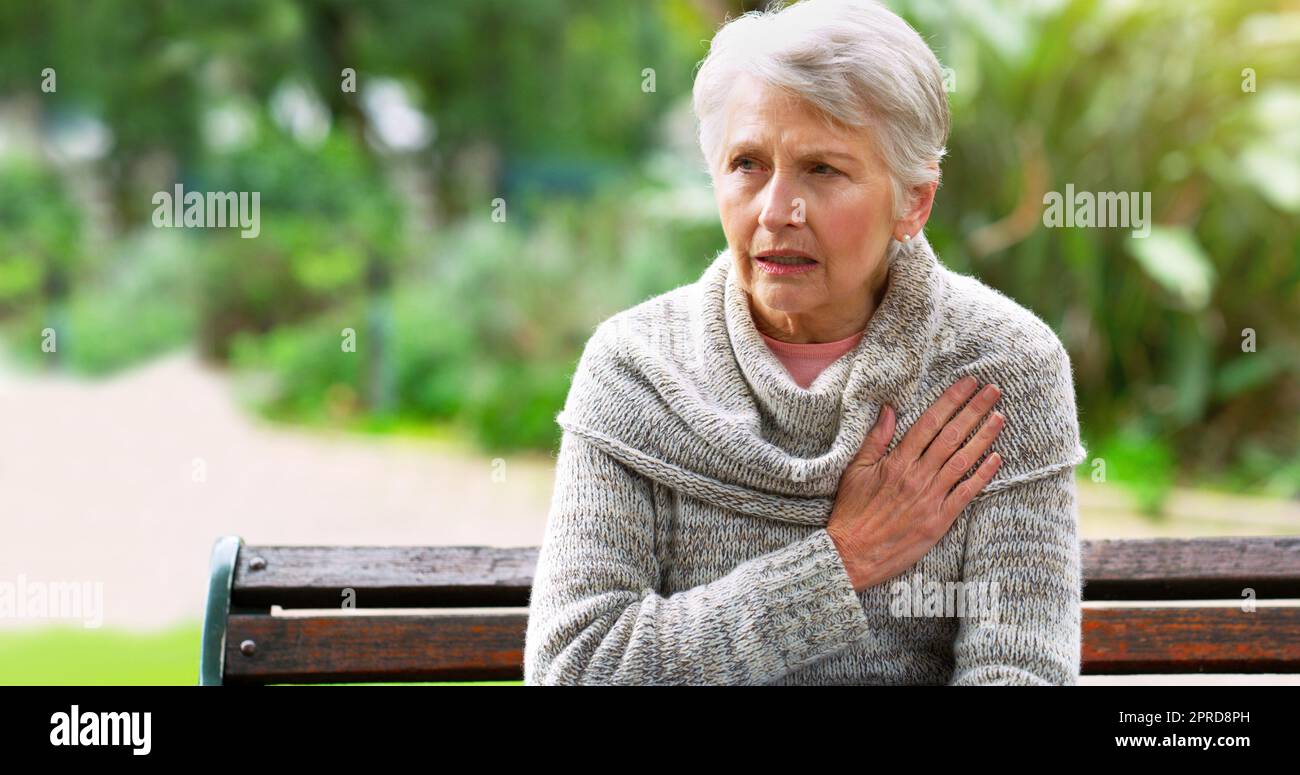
[751,285,817,313]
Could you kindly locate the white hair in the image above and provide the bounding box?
[691,0,950,248]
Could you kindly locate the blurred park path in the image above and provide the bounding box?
[0,350,557,631]
[2,350,1298,633]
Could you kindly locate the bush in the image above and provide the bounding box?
[229,181,717,451]
[1093,427,1178,515]
[2,229,197,375]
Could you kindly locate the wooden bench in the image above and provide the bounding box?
[199,534,1300,684]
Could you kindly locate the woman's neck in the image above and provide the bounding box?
[751,273,890,344]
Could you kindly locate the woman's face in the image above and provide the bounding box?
[711,75,909,343]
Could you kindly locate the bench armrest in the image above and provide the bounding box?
[200,536,243,686]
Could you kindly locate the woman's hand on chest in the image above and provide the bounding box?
[827,375,1006,593]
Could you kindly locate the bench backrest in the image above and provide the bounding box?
[200,535,1300,684]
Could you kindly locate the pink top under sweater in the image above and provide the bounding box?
[757,327,866,389]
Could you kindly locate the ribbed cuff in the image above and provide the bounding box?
[753,528,872,671]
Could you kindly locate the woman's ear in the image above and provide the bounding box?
[894,164,940,240]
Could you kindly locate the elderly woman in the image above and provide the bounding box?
[524,0,1086,685]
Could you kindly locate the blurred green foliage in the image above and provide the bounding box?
[894,0,1300,509]
[0,162,83,307]
[231,185,722,451]
[0,0,1297,512]
[1092,427,1178,516]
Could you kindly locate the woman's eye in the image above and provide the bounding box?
[729,158,837,175]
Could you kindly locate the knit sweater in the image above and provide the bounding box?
[524,234,1088,685]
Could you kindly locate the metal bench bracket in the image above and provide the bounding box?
[200,536,243,686]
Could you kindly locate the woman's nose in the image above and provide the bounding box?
[758,172,805,231]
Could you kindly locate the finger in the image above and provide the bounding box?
[939,452,1002,523]
[894,376,980,463]
[854,404,896,465]
[916,382,1002,477]
[932,411,1004,495]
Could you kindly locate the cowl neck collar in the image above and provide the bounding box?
[555,235,947,526]
[703,235,944,463]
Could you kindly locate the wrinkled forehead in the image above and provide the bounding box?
[721,75,835,130]
[718,75,876,164]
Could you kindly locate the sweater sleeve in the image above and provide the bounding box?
[948,467,1083,685]
[524,431,873,685]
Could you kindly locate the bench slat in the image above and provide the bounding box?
[224,613,528,684]
[231,546,539,608]
[1082,537,1300,600]
[1081,607,1300,674]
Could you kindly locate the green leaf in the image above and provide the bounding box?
[1127,226,1217,310]
[1215,351,1285,398]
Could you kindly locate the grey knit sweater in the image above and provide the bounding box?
[524,234,1088,685]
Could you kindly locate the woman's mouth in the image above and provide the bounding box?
[754,254,819,275]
